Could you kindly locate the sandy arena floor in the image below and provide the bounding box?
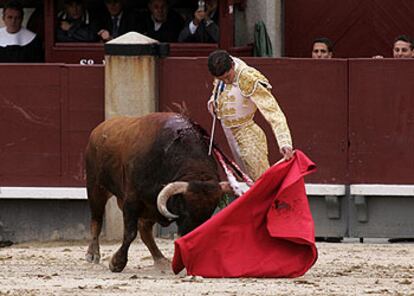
[0,239,414,296]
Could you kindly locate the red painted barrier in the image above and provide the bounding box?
[159,58,348,184]
[285,0,414,58]
[0,59,412,186]
[0,64,104,186]
[349,59,414,184]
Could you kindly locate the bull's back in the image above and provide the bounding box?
[85,112,217,203]
[87,113,177,160]
[85,113,182,197]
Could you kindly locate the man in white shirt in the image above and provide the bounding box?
[0,0,43,62]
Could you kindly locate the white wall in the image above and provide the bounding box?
[234,0,283,57]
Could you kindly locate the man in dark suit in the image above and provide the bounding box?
[178,0,219,43]
[97,0,140,41]
[140,0,184,43]
[56,0,99,42]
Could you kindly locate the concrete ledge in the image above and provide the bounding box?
[0,187,87,200]
[0,184,347,200]
[350,184,414,196]
[305,184,346,196]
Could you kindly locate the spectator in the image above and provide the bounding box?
[178,0,219,43]
[392,35,413,58]
[0,0,43,62]
[373,35,413,59]
[97,0,140,42]
[312,37,333,59]
[56,0,99,42]
[140,0,184,42]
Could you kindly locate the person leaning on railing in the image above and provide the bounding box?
[96,0,142,42]
[311,37,333,59]
[373,35,413,59]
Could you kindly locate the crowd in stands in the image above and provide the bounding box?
[55,0,219,43]
[1,0,414,63]
[312,36,414,59]
[0,0,219,62]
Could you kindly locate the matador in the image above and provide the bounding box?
[207,50,293,181]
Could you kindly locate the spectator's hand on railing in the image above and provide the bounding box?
[98,29,112,41]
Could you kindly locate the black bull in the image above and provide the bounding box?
[85,112,231,272]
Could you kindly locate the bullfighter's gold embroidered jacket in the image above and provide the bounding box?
[211,57,292,180]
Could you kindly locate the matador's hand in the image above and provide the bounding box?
[280,146,294,161]
[207,97,215,117]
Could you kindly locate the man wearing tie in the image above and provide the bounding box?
[97,0,141,41]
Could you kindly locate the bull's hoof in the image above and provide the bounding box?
[109,256,127,272]
[85,252,100,264]
[154,257,171,271]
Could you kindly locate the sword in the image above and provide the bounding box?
[208,115,216,155]
[208,81,223,156]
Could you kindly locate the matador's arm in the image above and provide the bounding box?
[250,83,293,150]
[237,67,293,150]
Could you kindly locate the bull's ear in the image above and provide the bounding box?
[167,195,186,215]
[219,181,234,194]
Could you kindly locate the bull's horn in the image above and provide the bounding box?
[157,181,189,220]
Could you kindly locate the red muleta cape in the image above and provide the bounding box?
[172,150,318,278]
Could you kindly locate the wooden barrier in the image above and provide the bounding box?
[159,57,349,184]
[0,64,104,187]
[1,59,413,186]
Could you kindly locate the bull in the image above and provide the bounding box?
[85,112,230,272]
